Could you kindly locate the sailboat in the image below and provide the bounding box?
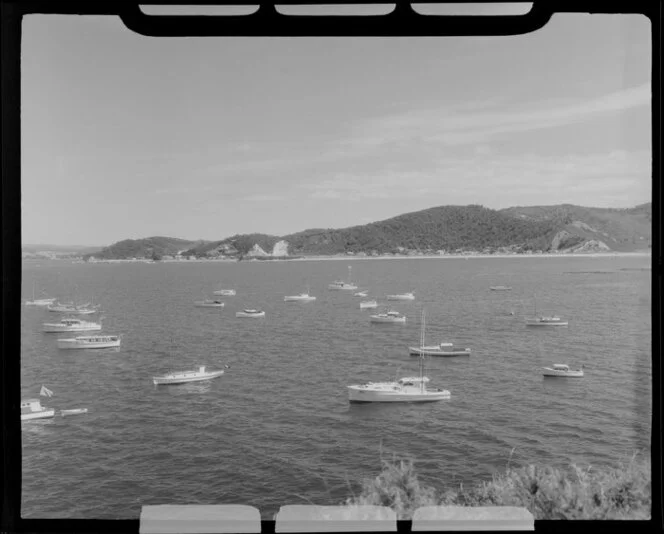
[525,295,568,326]
[347,310,451,403]
[328,265,358,291]
[25,283,56,306]
[408,315,471,356]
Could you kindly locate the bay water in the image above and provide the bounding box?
[20,255,652,518]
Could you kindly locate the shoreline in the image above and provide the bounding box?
[23,251,652,264]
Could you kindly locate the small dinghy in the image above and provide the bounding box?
[236,309,265,318]
[386,292,415,301]
[360,300,378,309]
[194,299,225,308]
[213,289,236,296]
[542,364,584,378]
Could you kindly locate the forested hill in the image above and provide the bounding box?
[87,202,651,260]
[87,237,207,260]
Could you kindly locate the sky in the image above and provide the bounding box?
[21,9,652,246]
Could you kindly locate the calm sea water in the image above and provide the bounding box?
[20,256,652,519]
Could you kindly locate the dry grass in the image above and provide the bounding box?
[344,453,651,520]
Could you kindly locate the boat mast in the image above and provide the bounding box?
[420,309,426,393]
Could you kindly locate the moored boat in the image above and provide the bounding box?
[235,309,265,318]
[348,310,450,403]
[490,286,512,291]
[526,316,568,326]
[153,365,227,385]
[543,364,584,378]
[386,292,415,301]
[329,266,358,290]
[284,293,316,302]
[370,310,406,323]
[194,299,225,308]
[57,335,121,349]
[43,317,102,333]
[409,343,472,357]
[25,283,56,306]
[21,398,55,421]
[354,290,369,297]
[360,300,378,309]
[48,303,99,315]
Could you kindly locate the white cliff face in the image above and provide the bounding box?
[272,240,289,257]
[246,244,268,257]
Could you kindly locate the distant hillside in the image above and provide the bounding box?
[500,203,651,252]
[283,205,560,254]
[89,202,652,260]
[86,236,207,260]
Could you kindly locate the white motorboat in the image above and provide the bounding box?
[284,285,316,302]
[409,343,472,357]
[543,364,584,378]
[526,296,568,326]
[25,283,56,306]
[526,316,568,326]
[153,365,227,385]
[21,398,55,421]
[43,317,102,333]
[194,299,225,308]
[370,310,406,324]
[284,293,316,302]
[329,266,358,291]
[386,292,415,301]
[47,303,99,315]
[235,309,265,318]
[490,286,512,291]
[360,300,378,310]
[348,310,450,403]
[354,290,369,297]
[60,408,88,417]
[213,288,236,296]
[57,335,121,349]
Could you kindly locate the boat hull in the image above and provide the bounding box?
[213,290,236,296]
[370,316,406,323]
[543,370,584,378]
[21,409,55,421]
[360,301,378,309]
[43,324,102,333]
[409,347,471,356]
[57,339,121,349]
[526,321,568,327]
[386,295,415,301]
[194,302,225,308]
[153,370,225,385]
[284,296,316,302]
[235,312,265,318]
[348,387,450,403]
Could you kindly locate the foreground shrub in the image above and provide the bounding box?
[344,453,651,520]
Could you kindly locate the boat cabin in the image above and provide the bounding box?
[552,364,570,371]
[398,377,429,386]
[20,399,43,412]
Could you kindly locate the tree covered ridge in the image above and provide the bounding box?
[89,202,651,259]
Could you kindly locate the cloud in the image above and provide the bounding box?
[298,149,651,206]
[344,84,650,148]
